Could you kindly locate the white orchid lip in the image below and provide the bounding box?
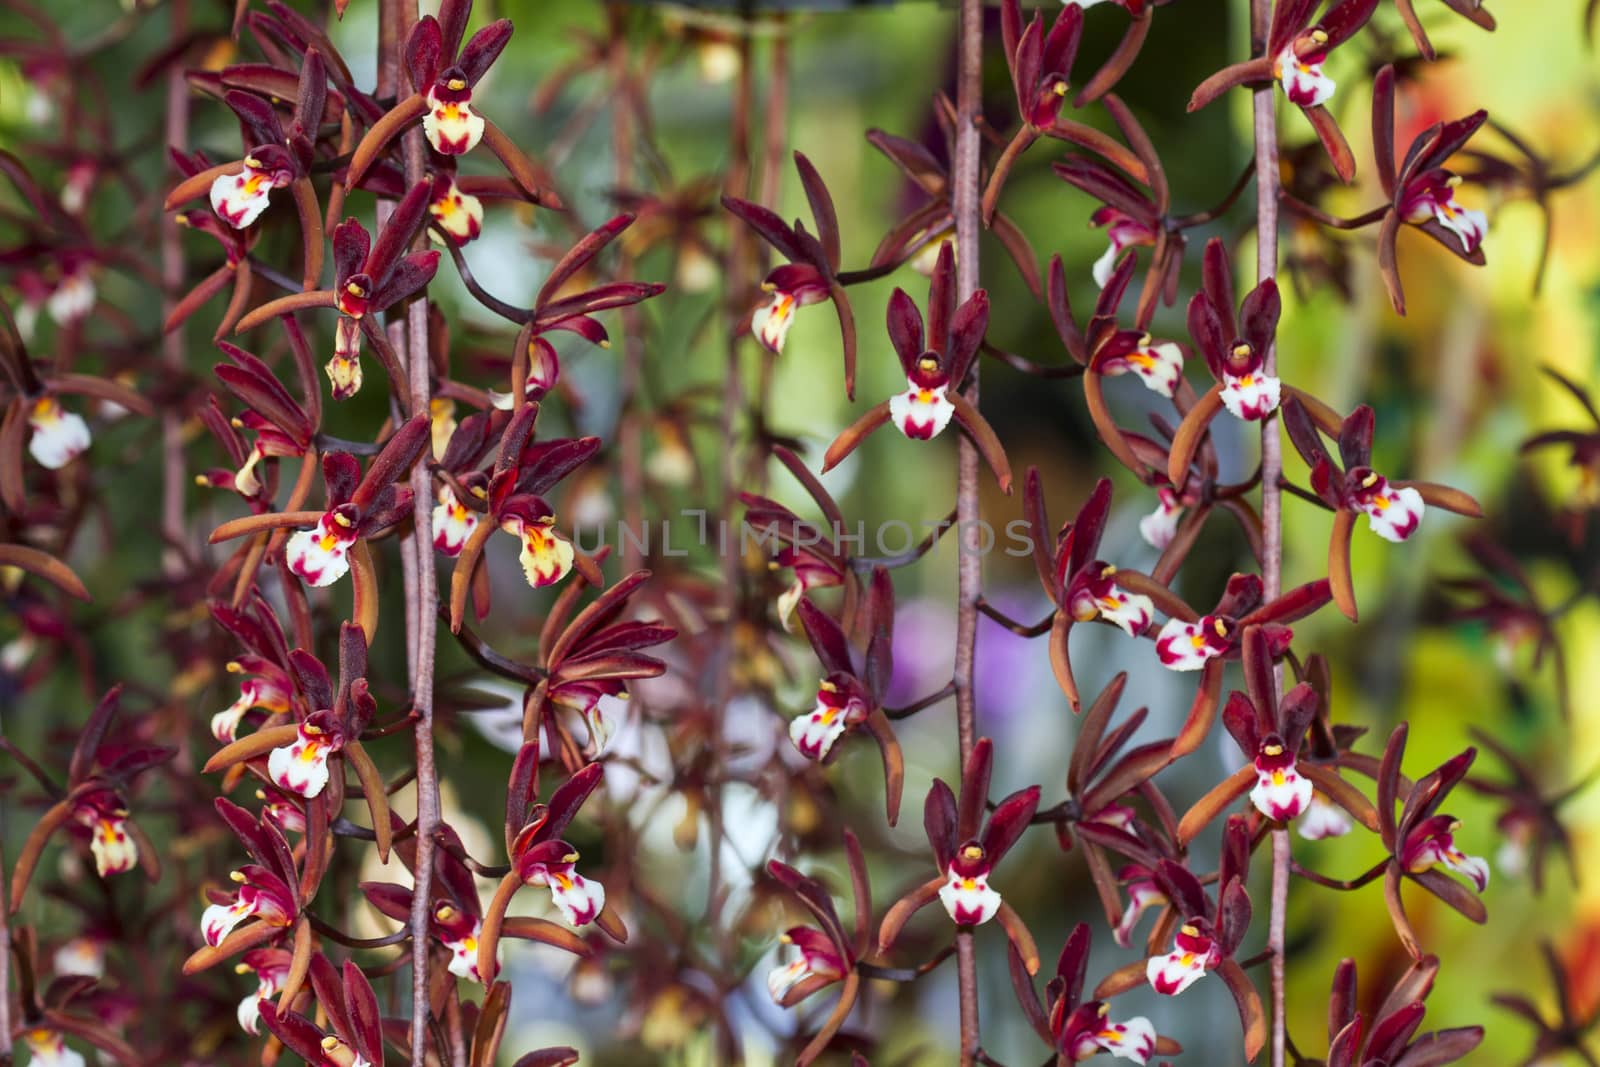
[1351,471,1426,543]
[423,82,486,155]
[267,721,336,798]
[26,396,91,469]
[891,361,956,440]
[1220,369,1282,420]
[1273,40,1336,108]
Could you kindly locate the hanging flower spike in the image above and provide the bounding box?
[200,865,296,947]
[213,660,293,744]
[22,1031,86,1067]
[1165,239,1287,487]
[26,395,91,469]
[790,673,870,760]
[435,902,496,983]
[1399,171,1488,255]
[74,790,138,877]
[209,146,295,228]
[1370,66,1489,314]
[515,839,607,926]
[501,496,576,589]
[1189,0,1377,180]
[428,174,484,245]
[1249,734,1314,821]
[266,711,344,798]
[724,152,858,393]
[1403,814,1491,892]
[285,505,360,587]
[1146,919,1222,995]
[767,926,849,1005]
[823,244,1012,492]
[432,480,482,556]
[1282,398,1482,621]
[1298,793,1354,840]
[1138,488,1184,549]
[235,948,291,1035]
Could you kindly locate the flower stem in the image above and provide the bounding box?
[953,0,984,1061]
[1249,1,1289,1066]
[378,0,443,1060]
[160,0,190,579]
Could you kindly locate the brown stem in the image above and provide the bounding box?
[610,9,647,574]
[706,26,754,936]
[1250,2,1288,1066]
[953,1,984,1063]
[160,0,189,580]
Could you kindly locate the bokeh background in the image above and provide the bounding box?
[2,0,1598,1063]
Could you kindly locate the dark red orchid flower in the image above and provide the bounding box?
[207,416,428,636]
[478,755,628,981]
[7,925,139,1066]
[789,567,905,825]
[1010,923,1182,1064]
[1189,0,1378,181]
[1320,954,1484,1066]
[1283,397,1482,620]
[741,446,858,632]
[1494,940,1599,1067]
[877,738,1041,971]
[258,957,384,1067]
[234,180,439,402]
[723,152,858,393]
[821,242,1011,492]
[1367,725,1490,958]
[1019,473,1154,711]
[6,685,170,912]
[764,831,873,1066]
[1177,626,1377,840]
[1095,817,1265,1059]
[1465,727,1595,895]
[1108,570,1332,756]
[864,118,1044,299]
[346,0,559,205]
[1370,65,1489,314]
[164,49,328,290]
[442,404,606,630]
